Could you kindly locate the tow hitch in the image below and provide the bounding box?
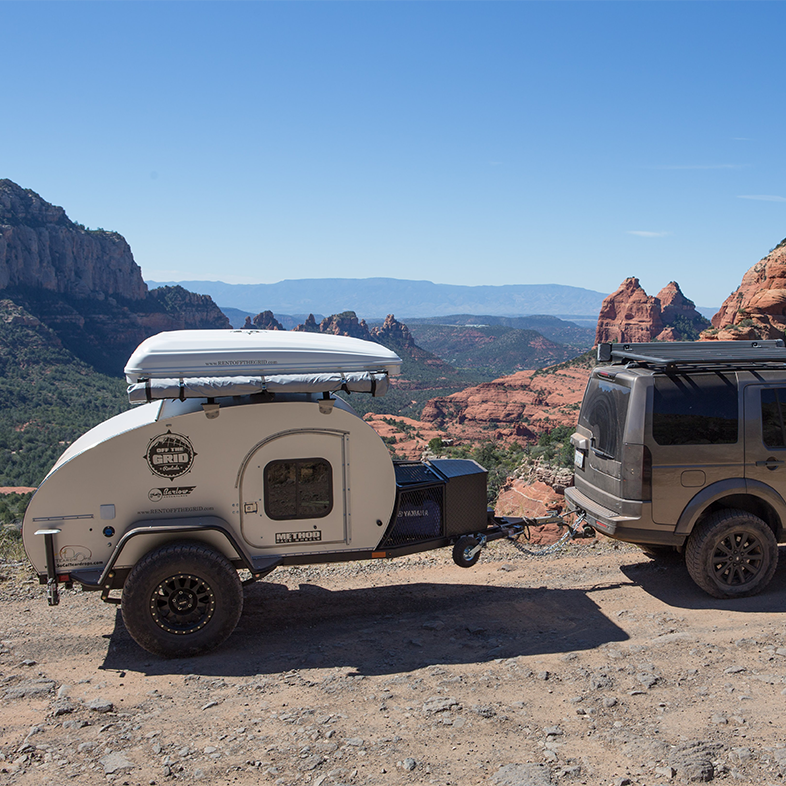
[451,511,589,568]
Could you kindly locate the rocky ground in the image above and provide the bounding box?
[1,538,786,786]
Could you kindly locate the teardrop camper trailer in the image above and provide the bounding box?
[23,329,538,657]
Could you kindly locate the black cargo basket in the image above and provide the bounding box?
[379,459,488,549]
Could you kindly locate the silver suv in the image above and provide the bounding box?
[566,340,786,598]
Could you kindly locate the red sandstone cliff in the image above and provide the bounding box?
[370,314,417,350]
[0,180,147,301]
[595,278,708,344]
[0,180,230,374]
[243,310,285,330]
[595,278,663,344]
[703,239,786,341]
[420,364,590,448]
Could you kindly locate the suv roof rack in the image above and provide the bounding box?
[597,340,786,369]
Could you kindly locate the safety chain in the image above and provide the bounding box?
[504,512,587,557]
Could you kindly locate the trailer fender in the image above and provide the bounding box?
[71,516,281,593]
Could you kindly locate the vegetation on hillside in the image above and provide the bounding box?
[427,423,575,505]
[407,323,581,377]
[533,348,596,377]
[0,491,33,526]
[0,301,129,486]
[404,314,595,350]
[340,340,483,419]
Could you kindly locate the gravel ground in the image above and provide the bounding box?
[2,537,786,786]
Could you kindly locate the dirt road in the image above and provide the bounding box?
[1,539,785,785]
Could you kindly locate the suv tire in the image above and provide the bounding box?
[121,542,243,657]
[685,509,778,599]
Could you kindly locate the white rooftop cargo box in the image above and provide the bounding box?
[125,329,403,381]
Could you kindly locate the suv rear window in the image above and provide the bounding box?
[578,376,631,460]
[652,373,738,445]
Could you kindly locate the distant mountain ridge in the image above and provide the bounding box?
[404,314,595,349]
[146,278,609,320]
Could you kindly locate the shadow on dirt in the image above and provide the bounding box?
[101,580,628,677]
[619,545,786,612]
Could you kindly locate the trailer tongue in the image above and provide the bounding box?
[24,329,581,657]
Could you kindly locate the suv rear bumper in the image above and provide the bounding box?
[565,487,684,547]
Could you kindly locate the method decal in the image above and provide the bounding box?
[145,431,196,479]
[275,530,322,544]
[148,486,196,502]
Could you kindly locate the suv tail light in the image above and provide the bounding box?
[641,445,652,500]
[621,443,652,501]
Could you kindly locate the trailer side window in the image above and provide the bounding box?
[264,458,333,520]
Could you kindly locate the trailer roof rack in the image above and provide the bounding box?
[597,339,786,370]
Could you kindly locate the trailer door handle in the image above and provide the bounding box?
[756,457,784,470]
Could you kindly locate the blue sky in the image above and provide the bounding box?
[3,2,785,309]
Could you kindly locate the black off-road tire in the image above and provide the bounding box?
[121,542,243,658]
[452,535,482,568]
[685,509,778,599]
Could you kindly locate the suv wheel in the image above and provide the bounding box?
[685,509,778,599]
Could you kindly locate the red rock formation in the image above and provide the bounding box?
[495,479,564,519]
[317,311,372,340]
[421,365,590,448]
[595,278,663,344]
[596,278,709,344]
[702,239,786,341]
[243,310,284,330]
[293,314,320,333]
[370,314,416,349]
[0,180,230,375]
[363,414,448,460]
[0,179,147,301]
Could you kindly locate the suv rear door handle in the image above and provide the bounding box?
[756,458,785,470]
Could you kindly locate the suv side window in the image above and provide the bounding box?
[652,373,738,446]
[760,387,786,448]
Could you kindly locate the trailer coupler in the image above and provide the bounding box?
[503,510,588,557]
[450,511,588,568]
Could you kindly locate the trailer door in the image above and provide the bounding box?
[239,429,349,550]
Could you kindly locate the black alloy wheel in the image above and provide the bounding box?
[122,542,243,657]
[685,509,778,599]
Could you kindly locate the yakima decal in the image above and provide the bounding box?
[145,432,196,479]
[148,486,196,502]
[275,530,322,544]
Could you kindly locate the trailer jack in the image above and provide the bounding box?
[35,528,61,606]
